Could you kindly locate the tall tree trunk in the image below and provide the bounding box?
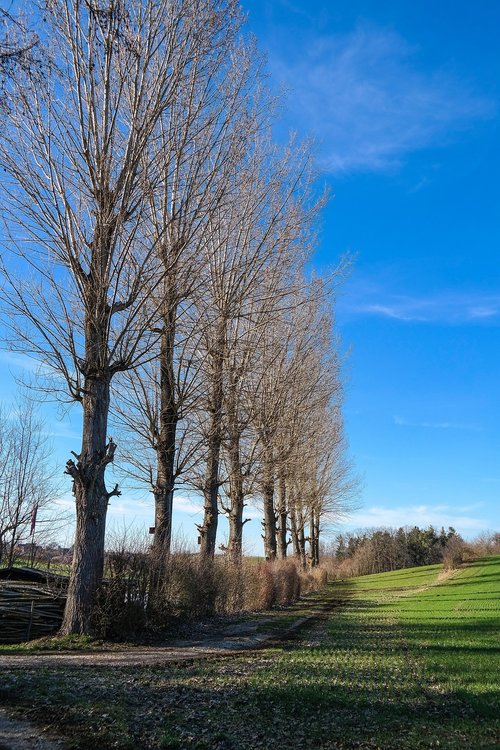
[291,502,306,569]
[298,521,307,569]
[152,311,178,557]
[224,376,245,562]
[309,509,320,567]
[290,501,300,558]
[276,472,287,559]
[199,325,225,558]
[61,374,116,634]
[226,431,244,562]
[262,451,276,561]
[314,512,321,566]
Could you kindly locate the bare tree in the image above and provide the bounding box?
[0,6,39,83]
[112,14,265,558]
[274,299,357,567]
[0,397,61,566]
[187,135,321,558]
[246,274,353,563]
[0,0,239,634]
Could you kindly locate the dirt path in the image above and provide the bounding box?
[0,617,312,670]
[0,593,347,748]
[0,710,65,750]
[0,592,348,670]
[0,616,321,750]
[0,618,313,750]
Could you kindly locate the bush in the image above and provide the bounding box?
[93,549,328,638]
[468,532,500,557]
[442,536,466,570]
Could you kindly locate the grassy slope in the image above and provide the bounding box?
[0,557,498,749]
[245,557,499,749]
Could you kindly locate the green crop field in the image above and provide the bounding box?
[1,556,499,749]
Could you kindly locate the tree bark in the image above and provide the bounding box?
[60,374,115,634]
[309,508,320,567]
[199,325,225,558]
[262,453,276,561]
[298,523,307,569]
[223,372,246,562]
[226,433,244,562]
[290,503,300,558]
[289,498,306,568]
[152,312,178,557]
[276,472,287,559]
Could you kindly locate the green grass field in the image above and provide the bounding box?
[233,557,499,749]
[1,556,498,749]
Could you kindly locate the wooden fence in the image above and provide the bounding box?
[0,569,67,643]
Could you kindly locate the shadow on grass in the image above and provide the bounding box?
[2,654,498,750]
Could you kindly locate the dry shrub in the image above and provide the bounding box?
[148,553,219,629]
[299,565,328,595]
[92,534,151,638]
[214,559,245,613]
[92,545,329,638]
[331,555,362,580]
[273,560,301,605]
[243,562,276,610]
[320,556,342,579]
[468,532,500,557]
[242,559,326,610]
[442,536,466,570]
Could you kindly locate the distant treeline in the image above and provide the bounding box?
[330,526,464,577]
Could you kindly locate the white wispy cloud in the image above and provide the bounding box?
[394,416,480,431]
[44,423,82,441]
[0,351,41,373]
[270,22,496,173]
[346,503,490,536]
[339,279,500,324]
[173,495,203,516]
[173,495,262,521]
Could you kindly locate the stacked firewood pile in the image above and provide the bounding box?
[0,568,67,643]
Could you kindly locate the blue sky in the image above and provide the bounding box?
[242,0,500,539]
[1,0,499,550]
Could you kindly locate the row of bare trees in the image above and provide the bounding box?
[0,0,354,635]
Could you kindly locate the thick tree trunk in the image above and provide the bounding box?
[290,505,300,558]
[60,374,115,635]
[262,453,276,561]
[227,504,244,561]
[199,325,225,558]
[290,499,306,568]
[226,435,244,562]
[224,377,245,562]
[152,315,178,557]
[309,509,320,567]
[276,473,287,559]
[199,434,222,557]
[314,513,320,566]
[298,523,307,569]
[152,472,174,555]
